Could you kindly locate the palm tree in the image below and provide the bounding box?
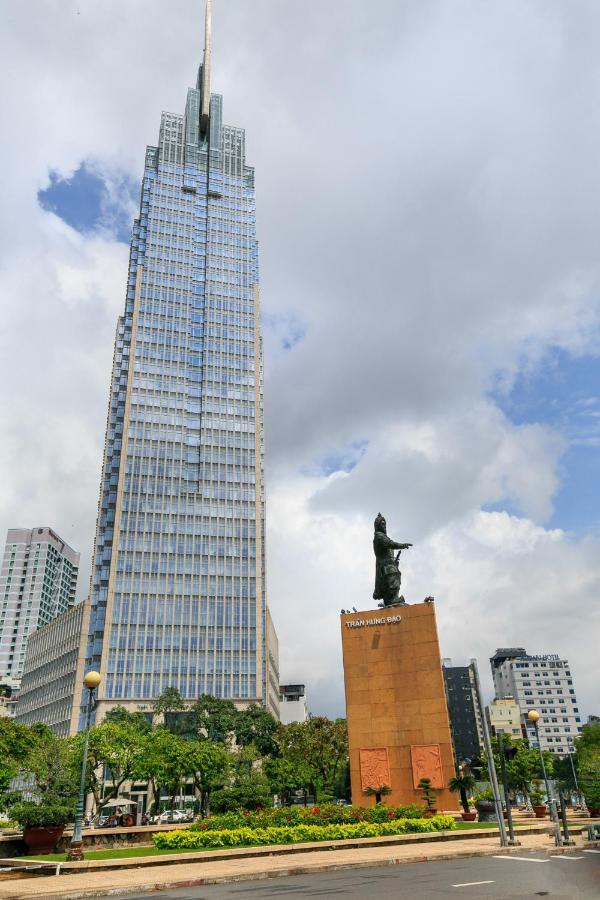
[363,785,391,805]
[448,773,476,814]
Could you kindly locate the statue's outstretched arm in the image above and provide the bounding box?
[389,540,413,550]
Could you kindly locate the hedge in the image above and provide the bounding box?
[189,803,428,832]
[154,816,456,850]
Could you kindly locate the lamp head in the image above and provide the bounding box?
[84,671,102,691]
[527,709,540,724]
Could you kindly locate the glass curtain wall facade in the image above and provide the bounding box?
[85,6,279,720]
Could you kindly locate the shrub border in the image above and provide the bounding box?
[154,816,456,851]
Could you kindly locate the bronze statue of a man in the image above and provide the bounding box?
[373,513,412,606]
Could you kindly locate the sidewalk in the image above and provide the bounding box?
[0,831,586,900]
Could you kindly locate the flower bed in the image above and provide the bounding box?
[189,803,427,832]
[154,816,456,850]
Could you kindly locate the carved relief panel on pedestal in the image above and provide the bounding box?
[410,743,444,788]
[359,747,391,791]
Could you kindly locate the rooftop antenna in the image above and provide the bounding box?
[200,0,212,136]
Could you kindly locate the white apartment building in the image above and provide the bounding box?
[490,648,583,754]
[0,528,79,687]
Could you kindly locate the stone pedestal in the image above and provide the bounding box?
[341,602,459,810]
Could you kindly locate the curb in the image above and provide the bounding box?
[0,824,561,874]
[0,842,585,900]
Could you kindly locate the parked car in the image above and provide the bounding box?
[157,809,193,823]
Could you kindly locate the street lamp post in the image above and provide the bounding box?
[567,747,584,809]
[67,671,102,862]
[471,659,508,847]
[527,709,563,847]
[497,730,520,846]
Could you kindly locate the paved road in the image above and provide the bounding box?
[128,851,600,899]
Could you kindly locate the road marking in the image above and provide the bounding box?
[583,849,600,853]
[452,880,495,887]
[492,856,549,863]
[550,855,584,860]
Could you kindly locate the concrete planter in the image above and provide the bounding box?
[532,805,547,818]
[475,800,497,823]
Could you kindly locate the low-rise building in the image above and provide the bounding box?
[0,693,17,719]
[486,696,522,740]
[279,684,309,724]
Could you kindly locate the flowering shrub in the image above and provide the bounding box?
[154,816,456,850]
[189,803,428,832]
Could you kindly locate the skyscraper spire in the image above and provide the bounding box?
[200,0,212,135]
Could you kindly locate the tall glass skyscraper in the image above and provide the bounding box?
[85,1,279,719]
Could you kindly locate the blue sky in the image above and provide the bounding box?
[493,351,600,535]
[38,162,137,244]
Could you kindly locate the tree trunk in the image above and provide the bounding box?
[460,787,469,814]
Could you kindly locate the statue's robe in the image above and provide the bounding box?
[372,531,403,603]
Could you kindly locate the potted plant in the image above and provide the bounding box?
[528,783,546,818]
[7,800,76,855]
[448,772,476,821]
[417,777,438,815]
[7,731,79,854]
[474,787,497,822]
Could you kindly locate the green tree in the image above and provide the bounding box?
[277,717,348,802]
[135,729,190,815]
[418,777,437,811]
[552,755,578,793]
[179,739,231,817]
[153,687,202,738]
[448,772,476,814]
[0,719,51,803]
[578,750,600,810]
[104,705,152,733]
[153,686,185,718]
[264,755,313,806]
[73,720,147,814]
[210,747,272,812]
[481,737,553,802]
[210,775,272,812]
[234,704,279,757]
[575,723,600,754]
[190,694,240,744]
[7,731,79,827]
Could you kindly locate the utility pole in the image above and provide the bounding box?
[497,730,520,846]
[471,659,508,847]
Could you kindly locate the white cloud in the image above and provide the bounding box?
[1,1,599,720]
